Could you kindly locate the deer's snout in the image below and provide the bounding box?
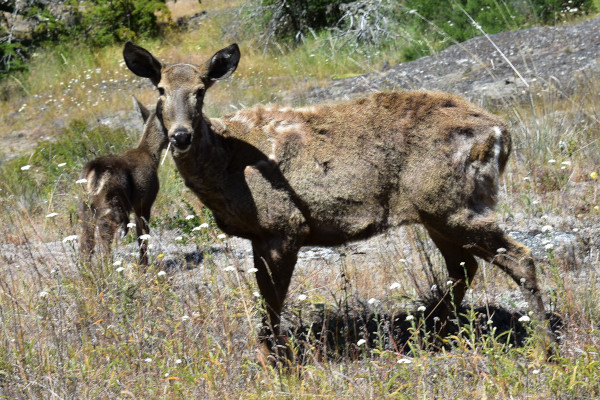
[171,128,192,149]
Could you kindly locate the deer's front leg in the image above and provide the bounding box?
[244,162,308,364]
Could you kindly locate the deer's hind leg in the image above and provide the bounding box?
[431,210,552,350]
[79,201,97,265]
[424,227,479,334]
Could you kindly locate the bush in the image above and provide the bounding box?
[0,0,172,78]
[256,0,350,42]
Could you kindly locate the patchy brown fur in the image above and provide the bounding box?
[79,98,168,266]
[124,42,551,358]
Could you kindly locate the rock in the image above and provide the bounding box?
[294,16,600,106]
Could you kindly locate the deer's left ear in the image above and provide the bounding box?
[123,41,162,86]
[206,43,240,82]
[132,95,150,123]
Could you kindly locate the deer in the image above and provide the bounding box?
[79,96,168,266]
[123,41,553,360]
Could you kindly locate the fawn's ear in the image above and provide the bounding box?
[123,41,162,86]
[205,43,240,84]
[132,95,150,123]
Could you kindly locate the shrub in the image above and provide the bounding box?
[0,0,172,78]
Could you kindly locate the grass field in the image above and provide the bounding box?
[0,1,599,398]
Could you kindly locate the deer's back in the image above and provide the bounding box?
[82,150,158,211]
[213,91,509,243]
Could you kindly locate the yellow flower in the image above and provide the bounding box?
[157,253,164,258]
[591,171,598,180]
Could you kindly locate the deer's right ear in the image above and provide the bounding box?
[123,42,162,86]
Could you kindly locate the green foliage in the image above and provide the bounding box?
[257,0,350,41]
[76,0,170,47]
[0,41,28,78]
[404,0,596,44]
[1,0,171,78]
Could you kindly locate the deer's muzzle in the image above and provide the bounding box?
[171,128,192,150]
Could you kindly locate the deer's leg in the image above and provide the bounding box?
[252,237,300,363]
[97,210,117,263]
[435,213,552,350]
[135,211,150,267]
[425,228,479,335]
[79,201,96,265]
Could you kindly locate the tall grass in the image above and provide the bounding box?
[0,0,599,398]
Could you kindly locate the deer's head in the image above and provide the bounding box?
[123,42,240,153]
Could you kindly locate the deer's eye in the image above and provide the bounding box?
[158,87,165,96]
[196,88,205,98]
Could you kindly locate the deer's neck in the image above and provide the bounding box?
[173,116,231,191]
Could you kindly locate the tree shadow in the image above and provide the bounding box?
[286,304,562,361]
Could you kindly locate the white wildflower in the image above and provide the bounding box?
[181,315,190,322]
[116,267,125,273]
[405,315,414,321]
[223,266,236,272]
[45,212,58,218]
[62,235,78,243]
[127,222,136,228]
[446,280,454,286]
[199,223,209,228]
[185,215,195,220]
[544,243,554,250]
[175,236,183,241]
[76,178,87,184]
[532,369,540,375]
[496,247,507,254]
[297,294,307,301]
[518,315,531,323]
[541,225,553,233]
[253,291,261,298]
[21,165,31,171]
[389,282,401,290]
[368,298,379,305]
[356,339,367,346]
[548,159,556,164]
[397,358,412,364]
[561,160,571,166]
[175,359,182,364]
[58,162,67,167]
[217,233,227,240]
[157,270,166,277]
[417,306,427,312]
[139,234,151,241]
[144,358,152,363]
[247,267,258,273]
[39,291,49,298]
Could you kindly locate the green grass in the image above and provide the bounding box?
[0,0,599,398]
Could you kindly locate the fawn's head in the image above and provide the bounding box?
[123,42,240,152]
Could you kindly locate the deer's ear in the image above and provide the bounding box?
[123,41,162,86]
[132,95,150,123]
[206,43,240,82]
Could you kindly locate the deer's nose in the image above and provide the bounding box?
[172,128,191,148]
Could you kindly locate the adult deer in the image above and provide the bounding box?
[79,97,168,266]
[123,42,551,358]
